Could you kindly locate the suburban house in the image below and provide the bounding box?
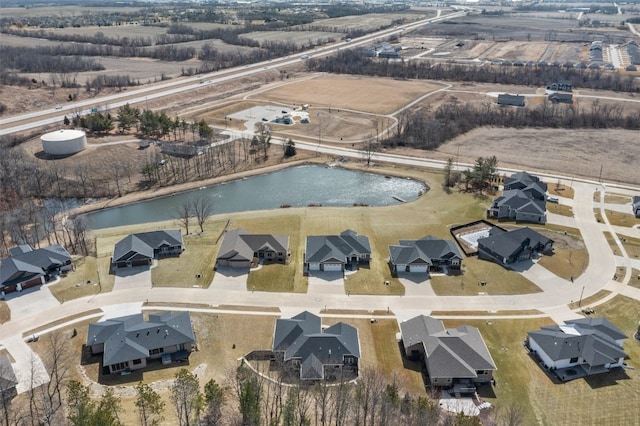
[0,354,18,399]
[497,93,525,107]
[112,230,183,268]
[216,228,290,268]
[546,80,572,92]
[477,227,554,266]
[0,244,73,294]
[400,315,496,388]
[632,196,640,218]
[388,235,463,274]
[87,311,196,375]
[304,230,371,272]
[548,92,573,104]
[487,171,547,223]
[526,317,627,382]
[272,311,360,381]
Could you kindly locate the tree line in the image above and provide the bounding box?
[307,50,640,93]
[383,99,640,151]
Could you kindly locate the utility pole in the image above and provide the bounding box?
[578,285,585,308]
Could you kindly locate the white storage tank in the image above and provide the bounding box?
[41,129,87,156]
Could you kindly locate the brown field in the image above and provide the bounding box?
[254,74,446,115]
[0,6,142,18]
[489,41,549,61]
[306,12,430,32]
[15,24,167,38]
[240,30,339,46]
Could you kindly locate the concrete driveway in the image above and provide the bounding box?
[6,284,59,319]
[308,272,345,295]
[397,273,436,296]
[3,335,50,394]
[210,266,249,290]
[113,266,152,291]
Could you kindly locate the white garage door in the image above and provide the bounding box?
[409,265,429,273]
[308,263,320,271]
[323,263,343,272]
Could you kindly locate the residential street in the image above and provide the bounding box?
[1,155,639,393]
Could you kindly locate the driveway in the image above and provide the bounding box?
[3,335,50,394]
[397,273,436,297]
[308,272,345,295]
[6,284,59,319]
[210,266,249,291]
[113,266,152,291]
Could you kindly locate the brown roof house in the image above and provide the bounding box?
[216,228,290,269]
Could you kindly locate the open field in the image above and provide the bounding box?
[240,31,338,46]
[307,12,430,33]
[0,301,10,325]
[604,194,631,204]
[604,232,640,259]
[631,268,640,289]
[604,209,640,228]
[547,183,574,199]
[254,74,446,115]
[546,202,573,217]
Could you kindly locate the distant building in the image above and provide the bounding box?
[546,80,572,92]
[497,93,525,107]
[548,93,573,104]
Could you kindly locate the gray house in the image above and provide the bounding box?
[497,93,525,107]
[527,317,627,381]
[487,189,547,223]
[216,228,290,268]
[388,235,463,274]
[0,244,72,294]
[87,311,196,375]
[272,311,360,381]
[632,196,640,218]
[304,230,371,272]
[112,230,183,268]
[548,93,573,104]
[400,315,496,387]
[477,227,553,266]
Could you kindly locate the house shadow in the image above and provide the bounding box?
[97,357,192,386]
[508,259,535,273]
[397,341,424,376]
[214,266,250,278]
[114,265,151,278]
[396,272,429,284]
[308,271,344,283]
[475,382,496,399]
[583,368,631,389]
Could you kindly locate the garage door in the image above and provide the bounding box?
[322,263,343,272]
[307,263,320,271]
[409,265,429,273]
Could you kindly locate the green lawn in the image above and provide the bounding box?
[49,256,113,302]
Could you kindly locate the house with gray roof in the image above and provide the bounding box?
[548,92,573,104]
[216,228,290,268]
[477,227,553,266]
[497,93,525,107]
[0,244,72,294]
[527,317,627,382]
[487,189,547,223]
[388,235,463,274]
[87,311,196,375]
[304,230,371,272]
[272,311,360,381]
[0,354,18,400]
[400,315,496,387]
[112,230,183,268]
[632,196,640,218]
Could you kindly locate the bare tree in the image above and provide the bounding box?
[170,369,202,426]
[173,200,194,235]
[192,196,214,233]
[135,382,165,426]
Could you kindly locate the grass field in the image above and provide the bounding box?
[604,209,640,228]
[630,268,640,289]
[547,183,574,199]
[604,194,631,204]
[546,202,573,217]
[0,301,10,325]
[604,232,640,259]
[152,220,228,288]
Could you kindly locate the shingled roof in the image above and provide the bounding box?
[113,230,182,263]
[217,228,289,262]
[273,311,360,380]
[478,227,552,262]
[305,230,371,264]
[87,312,195,366]
[0,245,72,288]
[400,315,496,381]
[528,317,627,365]
[389,235,462,266]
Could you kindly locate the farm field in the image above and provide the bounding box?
[240,30,339,46]
[307,12,430,32]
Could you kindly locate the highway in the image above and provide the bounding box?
[0,10,468,136]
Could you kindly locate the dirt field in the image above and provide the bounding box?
[490,41,550,62]
[240,30,339,46]
[253,74,446,115]
[306,12,430,32]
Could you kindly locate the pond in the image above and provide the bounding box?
[84,165,427,229]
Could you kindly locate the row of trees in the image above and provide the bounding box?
[308,50,640,93]
[381,99,640,152]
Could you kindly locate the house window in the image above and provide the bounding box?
[133,359,142,365]
[150,348,164,355]
[111,362,127,372]
[476,370,486,375]
[569,357,578,364]
[278,252,283,257]
[267,252,273,257]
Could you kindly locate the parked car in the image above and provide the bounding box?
[547,197,559,203]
